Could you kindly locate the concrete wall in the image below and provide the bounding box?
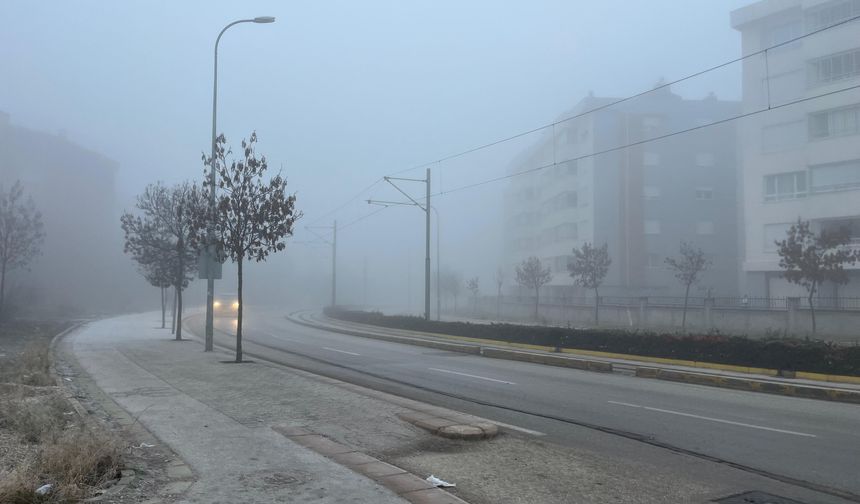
[463,296,860,343]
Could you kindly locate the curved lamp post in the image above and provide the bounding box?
[204,16,275,351]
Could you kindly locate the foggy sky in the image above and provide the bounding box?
[0,0,753,310]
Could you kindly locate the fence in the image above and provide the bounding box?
[467,294,860,341]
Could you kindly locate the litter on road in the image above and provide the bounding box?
[426,475,456,488]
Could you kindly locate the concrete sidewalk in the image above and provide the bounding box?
[63,313,414,504]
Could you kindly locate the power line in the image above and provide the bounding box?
[433,83,860,197]
[309,14,860,228]
[385,13,860,178]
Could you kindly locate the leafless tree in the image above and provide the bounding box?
[494,267,504,319]
[204,132,301,362]
[665,242,710,330]
[466,277,479,315]
[568,242,611,325]
[0,181,45,318]
[121,182,205,339]
[776,218,859,335]
[515,256,552,320]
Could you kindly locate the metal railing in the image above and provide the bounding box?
[502,294,860,311]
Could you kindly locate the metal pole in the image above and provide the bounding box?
[432,206,440,321]
[425,168,431,321]
[205,18,272,351]
[331,220,337,307]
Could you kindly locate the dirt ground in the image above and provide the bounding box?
[0,320,181,503]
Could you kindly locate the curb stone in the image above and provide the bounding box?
[272,424,470,504]
[51,323,197,501]
[635,367,860,404]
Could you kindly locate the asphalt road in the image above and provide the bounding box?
[207,309,860,501]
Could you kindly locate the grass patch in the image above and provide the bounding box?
[0,322,123,502]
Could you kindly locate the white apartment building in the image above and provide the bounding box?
[732,0,860,298]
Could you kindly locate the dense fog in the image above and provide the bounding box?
[2,0,859,337]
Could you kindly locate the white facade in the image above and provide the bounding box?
[732,0,860,297]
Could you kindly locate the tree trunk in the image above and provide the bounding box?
[175,238,183,340]
[594,287,599,325]
[236,257,244,363]
[171,289,177,334]
[497,287,501,320]
[682,282,691,330]
[175,285,183,340]
[160,286,165,329]
[808,283,817,336]
[534,287,539,321]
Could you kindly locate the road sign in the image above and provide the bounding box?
[197,246,222,279]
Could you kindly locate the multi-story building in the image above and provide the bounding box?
[731,0,860,298]
[0,111,128,313]
[503,87,740,298]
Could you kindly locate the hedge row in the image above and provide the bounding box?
[324,307,860,376]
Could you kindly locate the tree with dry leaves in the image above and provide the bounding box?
[776,218,860,335]
[0,181,45,317]
[121,182,205,339]
[568,242,611,325]
[204,132,301,362]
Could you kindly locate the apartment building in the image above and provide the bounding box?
[502,87,740,298]
[731,0,860,297]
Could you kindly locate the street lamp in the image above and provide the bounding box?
[204,16,275,352]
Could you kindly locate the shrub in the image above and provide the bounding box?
[325,307,860,376]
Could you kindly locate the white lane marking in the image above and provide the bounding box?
[493,420,545,436]
[322,347,361,356]
[428,367,516,385]
[607,401,817,438]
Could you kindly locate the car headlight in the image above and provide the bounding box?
[232,301,240,310]
[213,301,221,308]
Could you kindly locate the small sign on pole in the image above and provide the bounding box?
[197,246,222,279]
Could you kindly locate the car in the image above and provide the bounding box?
[212,293,239,317]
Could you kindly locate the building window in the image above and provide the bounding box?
[695,187,714,200]
[820,217,860,246]
[762,121,805,152]
[695,152,715,167]
[764,223,792,252]
[805,0,860,32]
[644,220,661,235]
[642,116,661,137]
[765,20,803,48]
[647,253,662,269]
[808,48,860,86]
[810,159,860,193]
[809,105,860,139]
[764,171,807,201]
[643,185,661,200]
[696,221,715,235]
[643,152,660,166]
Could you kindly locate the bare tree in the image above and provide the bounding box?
[776,218,859,335]
[440,270,463,313]
[0,181,45,318]
[205,132,301,363]
[121,182,204,339]
[515,256,552,320]
[466,277,479,315]
[568,242,611,325]
[665,242,710,330]
[494,267,504,319]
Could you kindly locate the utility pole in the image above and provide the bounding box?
[367,168,432,321]
[306,221,338,307]
[331,220,337,307]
